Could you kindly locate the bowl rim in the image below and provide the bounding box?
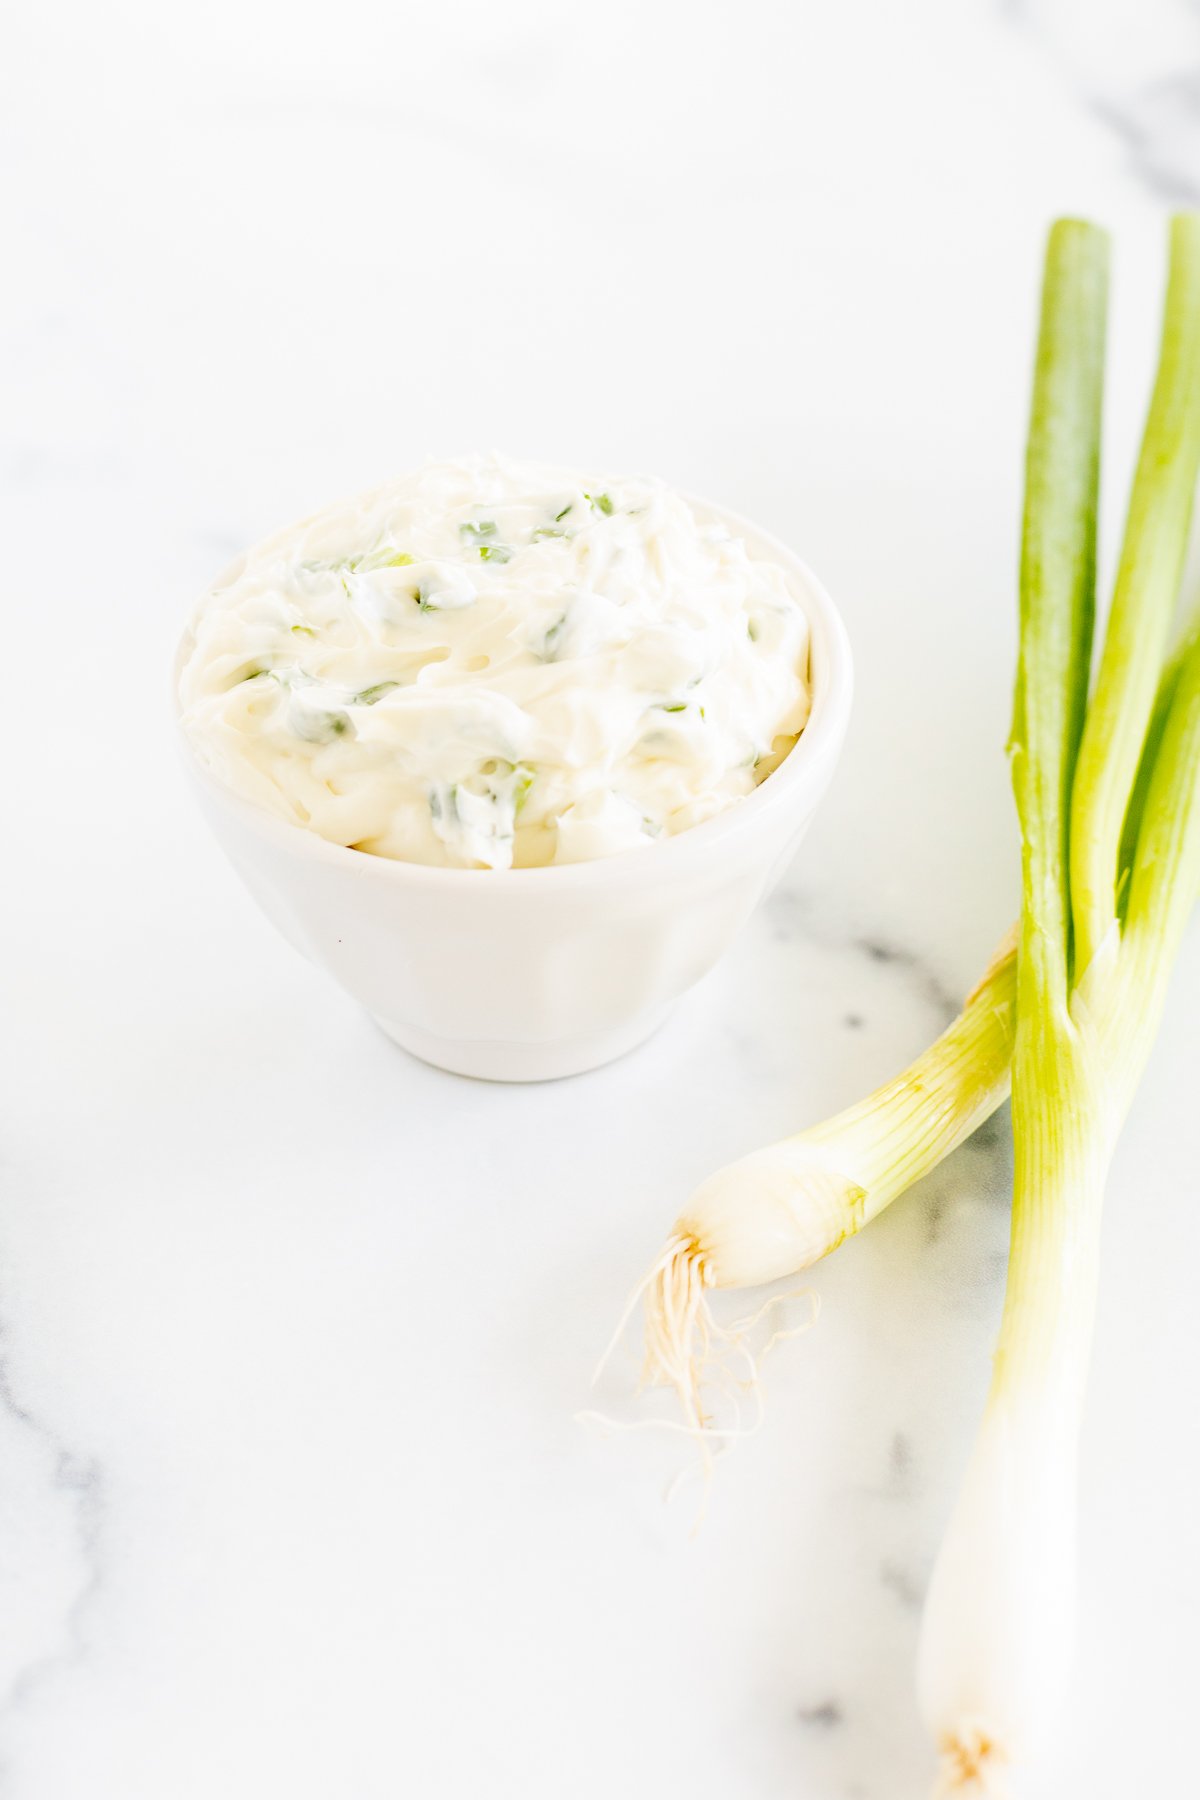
[174,490,853,892]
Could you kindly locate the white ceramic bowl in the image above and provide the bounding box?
[176,497,852,1081]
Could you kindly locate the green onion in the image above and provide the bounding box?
[292,708,352,743]
[428,785,455,825]
[512,765,536,819]
[539,614,570,661]
[299,547,414,575]
[354,681,400,706]
[605,240,1199,1785]
[613,933,1017,1430]
[1069,215,1200,977]
[460,520,513,563]
[917,215,1200,1791]
[352,546,415,572]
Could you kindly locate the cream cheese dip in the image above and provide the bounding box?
[178,456,813,870]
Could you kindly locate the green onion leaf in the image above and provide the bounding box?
[1069,212,1200,977]
[1009,216,1109,1001]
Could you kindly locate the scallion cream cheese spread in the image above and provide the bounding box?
[178,456,812,869]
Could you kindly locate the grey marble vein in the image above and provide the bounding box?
[1087,76,1200,204]
[0,1339,104,1753]
[764,883,961,1024]
[879,1557,923,1612]
[1006,0,1200,201]
[795,1698,844,1729]
[887,1430,915,1497]
[2,1458,104,1718]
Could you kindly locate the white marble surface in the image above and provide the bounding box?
[4,2,1200,1795]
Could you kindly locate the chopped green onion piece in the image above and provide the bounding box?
[428,785,457,825]
[300,548,414,575]
[352,546,415,572]
[540,614,569,660]
[293,708,351,743]
[512,766,536,819]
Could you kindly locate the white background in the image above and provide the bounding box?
[3,2,1199,1796]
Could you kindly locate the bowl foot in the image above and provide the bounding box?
[370,1005,673,1082]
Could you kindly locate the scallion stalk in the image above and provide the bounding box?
[917,214,1200,1791]
[603,226,1198,1797]
[620,933,1017,1430]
